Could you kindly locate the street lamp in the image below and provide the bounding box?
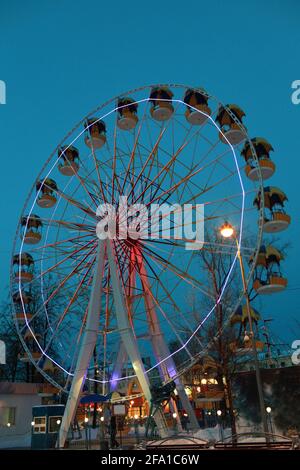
[220,222,269,442]
[216,409,223,441]
[266,406,274,439]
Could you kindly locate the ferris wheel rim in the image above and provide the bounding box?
[10,83,265,395]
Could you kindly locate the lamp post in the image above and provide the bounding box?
[220,222,269,443]
[216,409,224,441]
[266,406,275,440]
[172,412,178,434]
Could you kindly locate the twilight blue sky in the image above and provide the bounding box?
[0,0,299,341]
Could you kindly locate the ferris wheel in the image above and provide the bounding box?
[11,84,271,445]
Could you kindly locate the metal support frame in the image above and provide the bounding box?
[107,240,169,438]
[58,240,105,448]
[133,245,199,431]
[236,238,269,443]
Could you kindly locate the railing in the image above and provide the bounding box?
[214,432,296,449]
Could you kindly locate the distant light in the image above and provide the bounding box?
[201,378,207,385]
[266,406,272,414]
[174,389,178,396]
[134,414,139,420]
[31,421,35,426]
[172,412,177,419]
[56,419,61,425]
[130,400,134,405]
[184,386,192,396]
[100,416,104,422]
[84,417,89,423]
[183,413,188,417]
[217,410,222,416]
[207,411,211,416]
[7,423,11,427]
[196,386,201,392]
[220,222,234,238]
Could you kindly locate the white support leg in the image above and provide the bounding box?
[58,241,105,448]
[107,240,168,438]
[110,343,127,392]
[134,247,199,432]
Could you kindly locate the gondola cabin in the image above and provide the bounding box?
[19,331,42,362]
[84,118,106,149]
[12,290,33,322]
[13,253,34,283]
[149,87,174,121]
[229,305,264,355]
[183,88,211,125]
[58,145,79,176]
[36,179,57,208]
[117,97,138,130]
[21,215,42,244]
[216,104,246,145]
[251,245,287,294]
[241,138,275,181]
[254,187,291,233]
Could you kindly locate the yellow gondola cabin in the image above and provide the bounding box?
[216,104,246,145]
[149,87,174,121]
[241,137,275,181]
[117,97,138,130]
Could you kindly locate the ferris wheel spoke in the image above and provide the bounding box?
[42,255,96,356]
[35,240,97,301]
[125,127,167,202]
[30,233,93,254]
[88,143,110,204]
[140,241,214,299]
[138,125,219,200]
[133,127,196,205]
[134,254,194,360]
[144,145,236,209]
[119,105,150,197]
[58,157,100,209]
[56,188,97,219]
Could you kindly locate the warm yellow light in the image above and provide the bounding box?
[134,414,139,420]
[196,386,201,392]
[172,412,177,419]
[84,417,89,423]
[184,386,192,396]
[130,400,134,405]
[208,378,218,385]
[220,222,234,238]
[201,378,207,385]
